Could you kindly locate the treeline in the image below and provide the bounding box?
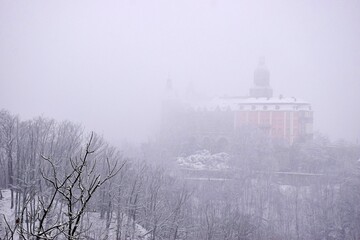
[1,109,360,240]
[0,110,191,239]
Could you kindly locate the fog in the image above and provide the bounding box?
[1,0,360,144]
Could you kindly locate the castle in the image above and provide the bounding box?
[161,60,313,155]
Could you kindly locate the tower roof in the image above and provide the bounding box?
[254,58,270,87]
[250,58,273,98]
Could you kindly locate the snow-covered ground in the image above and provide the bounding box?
[81,211,149,240]
[0,189,14,239]
[0,189,149,240]
[177,150,230,170]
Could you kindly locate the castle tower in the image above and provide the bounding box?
[249,58,273,98]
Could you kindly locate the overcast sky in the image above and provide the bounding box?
[1,0,360,144]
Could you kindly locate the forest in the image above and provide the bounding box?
[1,109,360,240]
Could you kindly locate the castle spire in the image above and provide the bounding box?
[166,78,173,91]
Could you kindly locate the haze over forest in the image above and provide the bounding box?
[1,0,360,144]
[2,2,360,240]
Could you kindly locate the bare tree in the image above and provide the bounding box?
[4,133,123,240]
[0,110,18,208]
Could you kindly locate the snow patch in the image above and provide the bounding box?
[177,150,230,170]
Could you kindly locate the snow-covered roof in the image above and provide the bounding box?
[190,96,312,112]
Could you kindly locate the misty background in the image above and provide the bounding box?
[1,0,359,145]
